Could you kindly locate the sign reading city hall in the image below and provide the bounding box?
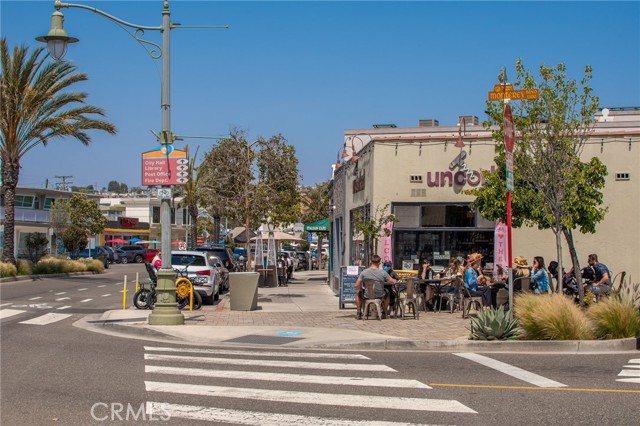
[141,146,188,186]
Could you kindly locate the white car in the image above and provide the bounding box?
[171,250,221,304]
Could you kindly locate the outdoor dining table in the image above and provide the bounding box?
[421,277,454,312]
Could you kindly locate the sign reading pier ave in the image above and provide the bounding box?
[142,147,188,186]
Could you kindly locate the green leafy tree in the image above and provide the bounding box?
[107,180,120,192]
[49,199,70,255]
[25,232,49,262]
[467,59,604,302]
[62,224,88,254]
[68,194,107,236]
[352,204,397,265]
[0,38,117,264]
[199,129,301,268]
[301,180,331,262]
[119,183,128,193]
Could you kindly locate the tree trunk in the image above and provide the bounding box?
[563,228,584,306]
[1,159,18,264]
[554,229,563,294]
[213,215,221,245]
[189,203,198,250]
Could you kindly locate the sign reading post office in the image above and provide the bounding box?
[142,147,188,186]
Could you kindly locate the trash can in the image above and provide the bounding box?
[229,272,259,311]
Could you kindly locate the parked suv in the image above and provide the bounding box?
[72,247,109,269]
[171,250,221,304]
[195,245,236,272]
[117,245,147,263]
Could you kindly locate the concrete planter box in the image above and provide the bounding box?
[229,272,259,311]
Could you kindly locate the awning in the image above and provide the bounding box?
[304,218,330,232]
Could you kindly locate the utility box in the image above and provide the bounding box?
[229,272,259,311]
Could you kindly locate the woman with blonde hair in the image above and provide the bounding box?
[513,256,530,292]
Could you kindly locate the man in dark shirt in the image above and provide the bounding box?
[587,253,611,295]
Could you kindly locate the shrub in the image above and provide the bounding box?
[514,293,593,340]
[588,297,640,339]
[16,259,33,276]
[616,277,640,310]
[1,262,18,278]
[79,258,104,273]
[33,257,66,275]
[469,305,521,340]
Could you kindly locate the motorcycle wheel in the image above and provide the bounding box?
[133,289,154,310]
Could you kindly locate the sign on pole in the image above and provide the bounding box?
[142,147,188,186]
[505,152,514,192]
[503,104,515,154]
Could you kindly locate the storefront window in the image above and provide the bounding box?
[420,204,475,227]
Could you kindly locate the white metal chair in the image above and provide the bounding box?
[395,278,420,320]
[363,279,384,321]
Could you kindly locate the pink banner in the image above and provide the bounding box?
[381,221,394,264]
[494,221,508,276]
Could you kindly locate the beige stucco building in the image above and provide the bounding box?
[329,107,639,293]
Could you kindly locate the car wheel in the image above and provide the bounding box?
[134,255,144,263]
[104,260,109,269]
[121,257,128,264]
[203,292,215,305]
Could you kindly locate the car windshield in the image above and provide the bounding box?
[172,255,206,266]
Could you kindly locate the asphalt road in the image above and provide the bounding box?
[1,267,639,425]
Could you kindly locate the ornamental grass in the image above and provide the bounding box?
[0,261,17,278]
[587,297,640,339]
[514,293,593,340]
[16,259,33,276]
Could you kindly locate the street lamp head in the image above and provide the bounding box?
[36,10,78,60]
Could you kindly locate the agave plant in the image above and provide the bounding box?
[469,306,521,340]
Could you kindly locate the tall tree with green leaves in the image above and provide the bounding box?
[352,204,397,266]
[198,129,300,268]
[68,194,107,236]
[468,59,604,301]
[49,199,70,255]
[0,39,117,263]
[301,180,331,262]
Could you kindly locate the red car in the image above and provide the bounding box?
[145,248,159,263]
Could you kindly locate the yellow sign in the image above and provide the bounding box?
[488,88,539,101]
[494,84,513,92]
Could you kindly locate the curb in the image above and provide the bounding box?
[316,337,640,352]
[1,271,99,283]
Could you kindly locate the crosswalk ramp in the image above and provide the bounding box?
[0,308,73,325]
[143,345,476,425]
[616,358,640,384]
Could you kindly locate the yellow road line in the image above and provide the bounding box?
[431,383,640,394]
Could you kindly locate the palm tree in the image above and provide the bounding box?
[1,38,117,263]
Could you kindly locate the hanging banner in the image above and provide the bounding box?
[494,221,508,276]
[381,220,394,264]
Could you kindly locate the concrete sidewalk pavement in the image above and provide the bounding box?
[78,270,638,352]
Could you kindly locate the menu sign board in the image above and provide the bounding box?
[339,266,363,309]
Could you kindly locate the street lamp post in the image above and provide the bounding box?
[37,0,226,325]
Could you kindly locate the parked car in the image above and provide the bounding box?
[71,247,109,269]
[296,251,309,270]
[195,245,236,272]
[207,255,229,291]
[117,245,147,263]
[145,248,159,263]
[171,250,221,304]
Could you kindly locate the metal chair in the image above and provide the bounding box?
[440,277,463,314]
[395,278,420,320]
[612,271,627,293]
[461,284,483,319]
[362,279,384,321]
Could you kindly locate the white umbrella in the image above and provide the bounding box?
[250,231,305,242]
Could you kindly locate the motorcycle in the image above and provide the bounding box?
[133,262,202,310]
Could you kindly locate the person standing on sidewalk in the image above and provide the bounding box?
[355,255,397,319]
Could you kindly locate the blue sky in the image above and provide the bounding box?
[2,1,639,190]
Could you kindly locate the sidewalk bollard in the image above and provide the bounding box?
[122,275,127,310]
[135,272,139,293]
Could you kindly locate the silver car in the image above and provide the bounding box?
[171,250,221,304]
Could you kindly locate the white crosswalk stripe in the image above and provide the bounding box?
[143,346,477,424]
[0,309,26,319]
[617,359,640,384]
[19,313,72,325]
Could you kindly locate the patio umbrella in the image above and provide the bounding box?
[106,238,127,244]
[147,239,161,248]
[129,237,144,243]
[250,231,305,242]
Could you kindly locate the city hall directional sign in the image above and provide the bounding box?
[141,146,189,186]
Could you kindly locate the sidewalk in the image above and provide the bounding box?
[80,270,638,352]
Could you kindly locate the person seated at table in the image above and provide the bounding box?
[530,256,550,294]
[463,252,492,308]
[382,260,401,315]
[585,253,611,295]
[513,256,531,292]
[419,258,436,310]
[355,255,396,319]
